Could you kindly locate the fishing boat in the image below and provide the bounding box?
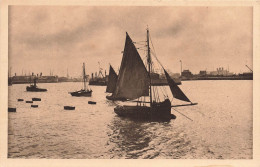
[26,77,47,92]
[69,63,92,97]
[113,29,197,121]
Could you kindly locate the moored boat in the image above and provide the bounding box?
[112,29,197,121]
[26,77,47,92]
[70,63,92,97]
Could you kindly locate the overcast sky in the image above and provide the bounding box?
[9,6,252,77]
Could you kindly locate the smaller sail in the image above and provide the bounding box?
[106,65,118,93]
[164,70,191,102]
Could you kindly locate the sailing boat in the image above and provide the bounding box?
[113,29,197,121]
[105,65,127,101]
[26,77,47,92]
[69,63,92,97]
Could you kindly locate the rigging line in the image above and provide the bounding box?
[155,86,160,101]
[162,85,168,97]
[158,86,166,98]
[172,108,193,121]
[158,84,167,97]
[154,86,159,102]
[152,85,157,102]
[149,35,165,70]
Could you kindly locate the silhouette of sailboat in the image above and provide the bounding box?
[113,29,197,121]
[69,63,92,97]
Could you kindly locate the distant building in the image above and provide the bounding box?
[199,70,207,76]
[12,75,58,84]
[181,70,193,78]
[209,67,234,76]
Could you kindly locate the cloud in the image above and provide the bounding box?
[9,6,252,76]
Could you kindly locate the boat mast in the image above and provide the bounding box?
[147,28,152,106]
[83,63,86,90]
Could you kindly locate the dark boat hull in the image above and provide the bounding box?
[8,108,16,112]
[88,101,96,104]
[32,98,41,101]
[26,86,47,92]
[70,90,92,97]
[114,99,175,121]
[64,106,75,110]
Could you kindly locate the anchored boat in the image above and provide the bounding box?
[113,29,197,121]
[26,77,47,92]
[69,63,92,97]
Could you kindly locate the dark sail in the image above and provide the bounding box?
[164,70,191,102]
[106,65,118,93]
[112,33,149,100]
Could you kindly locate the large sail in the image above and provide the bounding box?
[164,70,191,102]
[106,65,118,93]
[112,33,149,100]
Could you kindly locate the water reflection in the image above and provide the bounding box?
[107,117,152,158]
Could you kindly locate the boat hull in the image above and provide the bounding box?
[26,86,47,92]
[70,90,92,97]
[114,99,175,121]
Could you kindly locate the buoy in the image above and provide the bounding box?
[31,105,38,108]
[8,108,16,112]
[26,101,33,103]
[32,98,41,101]
[17,99,24,102]
[64,106,75,110]
[88,101,96,105]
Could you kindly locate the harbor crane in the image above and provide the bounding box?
[245,65,253,72]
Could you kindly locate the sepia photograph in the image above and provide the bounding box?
[1,1,260,166]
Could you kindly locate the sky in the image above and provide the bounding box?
[9,6,253,77]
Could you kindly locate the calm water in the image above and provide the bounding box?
[8,80,253,159]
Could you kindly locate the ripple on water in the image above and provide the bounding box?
[8,81,253,159]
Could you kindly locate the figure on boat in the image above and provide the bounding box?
[112,29,197,121]
[26,76,47,92]
[69,63,92,97]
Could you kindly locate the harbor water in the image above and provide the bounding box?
[8,80,253,159]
